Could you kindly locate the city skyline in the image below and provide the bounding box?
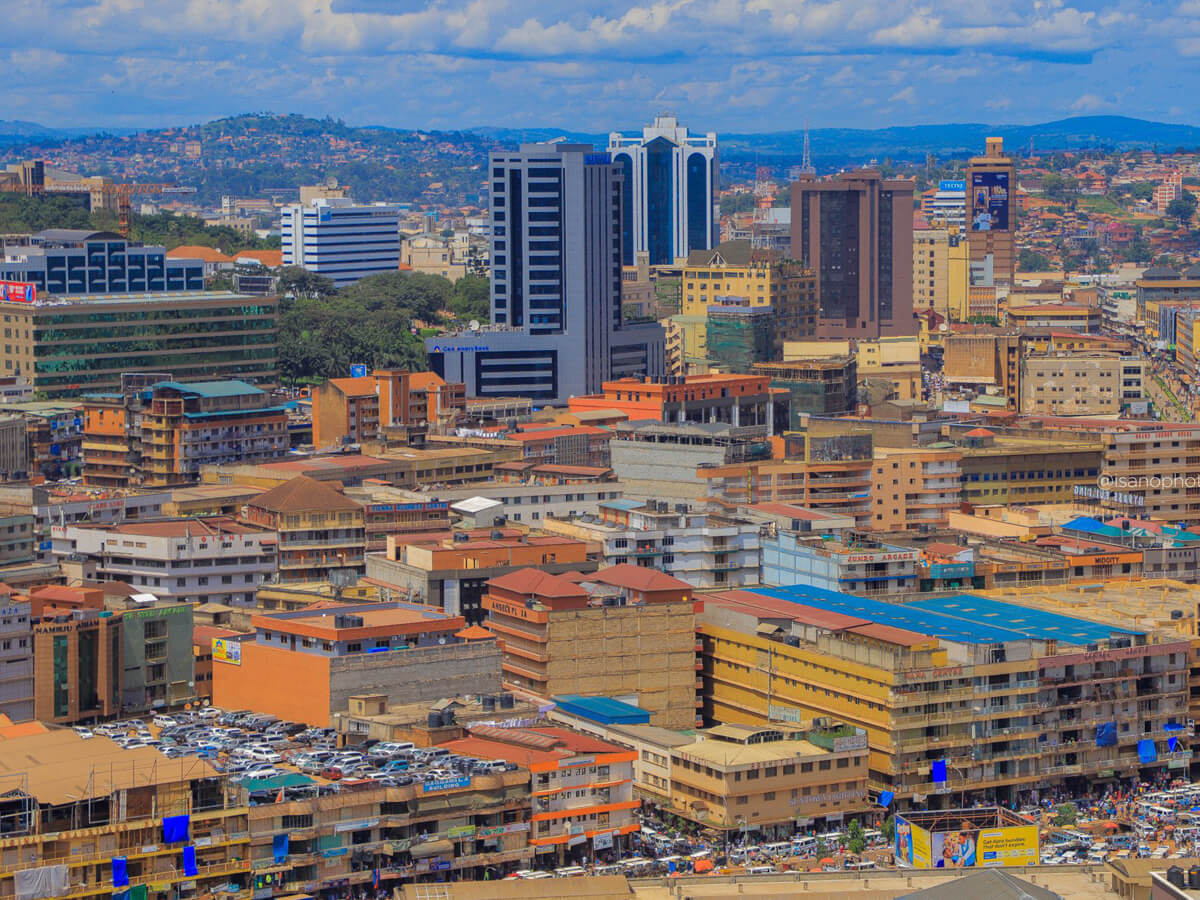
[4,0,1200,131]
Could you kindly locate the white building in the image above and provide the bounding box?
[280,198,401,287]
[50,517,276,606]
[609,115,718,266]
[543,499,760,589]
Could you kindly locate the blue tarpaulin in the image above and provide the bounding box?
[162,814,190,844]
[1165,722,1186,732]
[1096,722,1117,748]
[182,846,198,878]
[1170,736,1180,753]
[931,760,947,783]
[1138,739,1158,764]
[112,857,128,888]
[879,791,895,807]
[273,833,289,863]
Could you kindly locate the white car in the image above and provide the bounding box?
[152,715,177,729]
[73,726,94,740]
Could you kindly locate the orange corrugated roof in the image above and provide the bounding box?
[167,245,235,263]
[235,249,283,267]
[408,372,447,390]
[0,721,50,740]
[328,376,377,396]
[454,625,496,641]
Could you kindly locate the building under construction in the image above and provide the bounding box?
[0,727,249,899]
[705,300,775,373]
[754,356,858,426]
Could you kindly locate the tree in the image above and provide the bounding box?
[1042,174,1080,203]
[1120,239,1154,263]
[847,819,865,856]
[448,275,490,322]
[720,193,756,216]
[1052,803,1078,827]
[276,266,337,302]
[1019,249,1051,272]
[880,815,895,843]
[1167,192,1198,224]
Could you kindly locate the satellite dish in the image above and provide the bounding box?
[468,319,480,332]
[325,175,339,189]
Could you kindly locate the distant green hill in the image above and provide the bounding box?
[2,113,1198,206]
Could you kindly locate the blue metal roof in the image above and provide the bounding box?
[749,583,1141,645]
[750,585,1031,645]
[908,594,1140,643]
[153,380,265,398]
[552,694,651,725]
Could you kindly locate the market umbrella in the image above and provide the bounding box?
[694,859,714,874]
[819,857,836,866]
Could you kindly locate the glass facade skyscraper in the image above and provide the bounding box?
[609,115,718,266]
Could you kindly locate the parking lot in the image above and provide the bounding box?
[82,708,519,796]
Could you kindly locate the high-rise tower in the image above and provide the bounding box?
[426,142,664,403]
[608,115,718,266]
[966,137,1016,286]
[790,170,916,339]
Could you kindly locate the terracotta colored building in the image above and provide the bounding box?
[482,565,699,728]
[212,600,500,725]
[568,374,787,434]
[311,369,466,450]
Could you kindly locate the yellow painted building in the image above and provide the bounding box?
[699,586,1193,807]
[680,241,816,348]
[913,229,968,321]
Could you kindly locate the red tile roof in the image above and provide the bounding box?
[487,569,587,599]
[584,563,692,594]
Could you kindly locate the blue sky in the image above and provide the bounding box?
[3,0,1197,131]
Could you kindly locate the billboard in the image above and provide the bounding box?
[0,281,36,304]
[211,637,241,665]
[896,810,1037,869]
[971,172,1010,232]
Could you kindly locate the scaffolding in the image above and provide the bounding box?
[705,303,775,373]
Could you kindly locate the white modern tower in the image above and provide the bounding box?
[280,198,401,288]
[608,114,718,266]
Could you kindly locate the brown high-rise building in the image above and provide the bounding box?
[790,170,915,339]
[967,137,1016,286]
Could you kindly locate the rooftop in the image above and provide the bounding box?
[552,694,651,726]
[64,516,264,539]
[249,475,363,513]
[748,583,1141,647]
[153,379,265,399]
[0,729,219,806]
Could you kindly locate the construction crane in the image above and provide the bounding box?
[40,181,176,238]
[0,162,176,238]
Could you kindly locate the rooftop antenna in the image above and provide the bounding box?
[800,121,815,176]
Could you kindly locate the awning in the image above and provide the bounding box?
[409,839,455,860]
[242,773,314,793]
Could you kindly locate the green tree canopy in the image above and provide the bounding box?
[447,274,490,322]
[1019,249,1051,271]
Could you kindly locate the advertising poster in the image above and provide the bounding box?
[976,826,1039,867]
[211,637,241,665]
[895,817,913,866]
[931,827,977,868]
[971,172,1010,232]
